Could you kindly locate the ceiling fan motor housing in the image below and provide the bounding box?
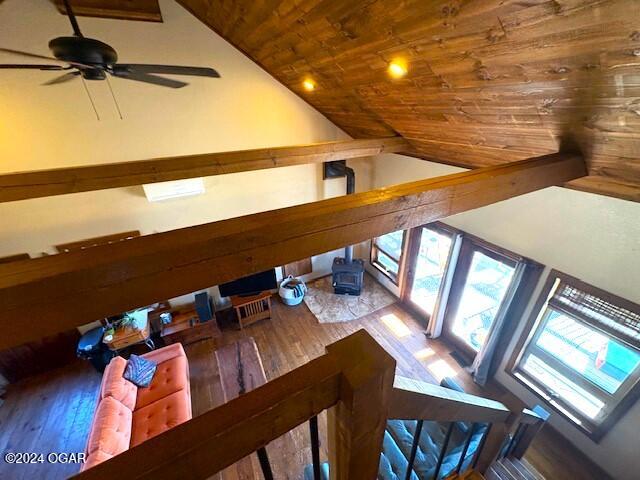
[49,36,117,72]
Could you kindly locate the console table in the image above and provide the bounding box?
[160,308,220,347]
[104,310,154,352]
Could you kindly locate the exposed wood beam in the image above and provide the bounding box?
[0,137,409,203]
[0,253,30,265]
[52,0,163,23]
[565,176,640,203]
[0,152,585,349]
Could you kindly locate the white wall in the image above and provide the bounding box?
[372,153,640,480]
[0,0,376,318]
[0,0,372,257]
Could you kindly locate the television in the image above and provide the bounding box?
[218,269,277,297]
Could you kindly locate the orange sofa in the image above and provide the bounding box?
[81,343,192,471]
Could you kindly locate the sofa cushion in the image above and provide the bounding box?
[130,389,191,447]
[86,396,133,457]
[101,356,137,411]
[81,449,113,472]
[135,354,190,410]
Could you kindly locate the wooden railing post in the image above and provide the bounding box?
[325,329,396,480]
[474,412,519,473]
[511,409,550,459]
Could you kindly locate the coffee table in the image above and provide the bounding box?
[215,337,268,479]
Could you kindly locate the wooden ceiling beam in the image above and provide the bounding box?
[0,137,408,203]
[0,152,585,350]
[52,1,163,23]
[565,176,640,203]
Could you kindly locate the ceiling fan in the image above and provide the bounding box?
[0,0,220,88]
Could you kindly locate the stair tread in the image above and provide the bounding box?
[516,458,545,480]
[485,466,506,480]
[501,458,535,480]
[491,461,519,480]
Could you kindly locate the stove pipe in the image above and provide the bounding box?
[344,165,355,263]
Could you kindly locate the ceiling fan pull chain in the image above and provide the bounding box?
[80,76,100,121]
[105,76,123,120]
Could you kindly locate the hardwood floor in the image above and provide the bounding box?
[0,292,612,480]
[0,361,101,480]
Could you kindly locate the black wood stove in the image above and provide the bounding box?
[327,161,365,296]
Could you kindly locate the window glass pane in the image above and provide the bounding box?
[534,310,640,395]
[521,354,605,420]
[376,230,404,261]
[375,250,399,276]
[409,228,452,316]
[451,251,514,351]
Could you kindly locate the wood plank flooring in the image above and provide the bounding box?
[0,293,612,480]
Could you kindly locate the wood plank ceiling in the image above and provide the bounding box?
[177,0,640,201]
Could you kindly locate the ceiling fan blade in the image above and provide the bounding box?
[111,69,188,89]
[0,64,65,70]
[0,47,92,69]
[115,64,220,78]
[42,71,80,85]
[0,47,64,64]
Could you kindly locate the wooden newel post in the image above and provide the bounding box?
[511,411,549,459]
[475,412,519,473]
[325,329,396,480]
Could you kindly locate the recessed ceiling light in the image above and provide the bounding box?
[388,60,408,79]
[302,79,316,91]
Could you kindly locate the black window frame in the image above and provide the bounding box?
[370,230,407,285]
[508,270,640,441]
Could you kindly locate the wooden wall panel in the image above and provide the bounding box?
[177,0,640,201]
[283,258,313,278]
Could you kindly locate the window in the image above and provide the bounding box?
[371,230,405,284]
[510,271,640,440]
[449,250,516,351]
[406,226,454,317]
[441,239,520,356]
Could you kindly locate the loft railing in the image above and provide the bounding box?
[389,376,547,478]
[72,330,546,480]
[72,329,396,480]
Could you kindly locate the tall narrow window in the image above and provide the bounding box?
[370,230,405,284]
[450,250,516,351]
[438,238,519,357]
[510,271,640,440]
[406,226,453,317]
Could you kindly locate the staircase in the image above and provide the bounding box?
[302,417,546,480]
[304,418,488,480]
[485,457,545,480]
[302,374,548,480]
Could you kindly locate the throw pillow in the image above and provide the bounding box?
[123,354,157,388]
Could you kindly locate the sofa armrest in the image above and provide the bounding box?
[141,343,186,365]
